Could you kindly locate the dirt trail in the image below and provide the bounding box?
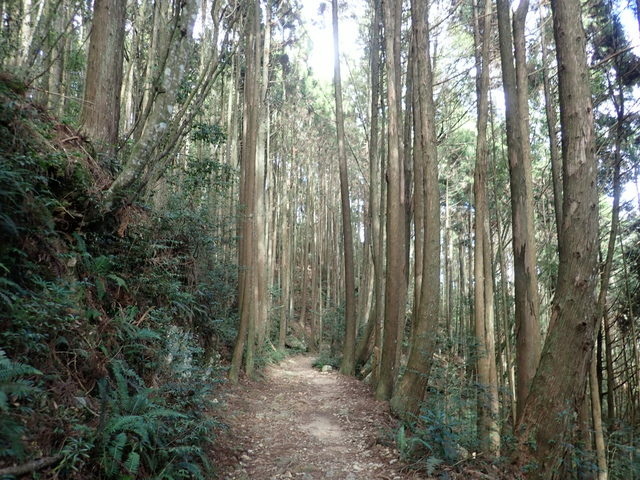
[214,356,426,480]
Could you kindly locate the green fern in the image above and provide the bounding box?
[105,432,127,476]
[104,415,151,440]
[123,450,140,475]
[97,359,204,479]
[0,349,42,460]
[174,461,205,480]
[0,349,41,391]
[0,417,27,459]
[0,273,21,307]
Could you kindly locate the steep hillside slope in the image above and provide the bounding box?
[0,74,234,480]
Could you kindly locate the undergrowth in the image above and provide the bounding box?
[311,351,341,371]
[0,74,236,479]
[395,335,640,480]
[397,341,478,466]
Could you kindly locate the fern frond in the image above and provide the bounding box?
[105,432,127,476]
[2,378,41,398]
[133,328,161,341]
[124,450,140,475]
[165,444,203,457]
[111,362,130,406]
[0,350,42,412]
[145,407,186,420]
[128,391,151,414]
[0,418,26,459]
[0,351,42,382]
[104,415,149,439]
[175,460,205,480]
[107,273,128,289]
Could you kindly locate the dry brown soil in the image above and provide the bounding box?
[213,355,428,480]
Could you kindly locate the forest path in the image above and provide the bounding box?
[214,355,426,480]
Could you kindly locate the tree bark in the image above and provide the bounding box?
[229,0,261,382]
[364,0,384,383]
[47,3,68,117]
[0,455,62,477]
[539,7,563,242]
[376,0,406,401]
[496,0,542,422]
[80,0,126,159]
[590,348,608,480]
[472,0,500,456]
[331,0,357,376]
[390,0,440,418]
[515,0,599,476]
[253,0,272,362]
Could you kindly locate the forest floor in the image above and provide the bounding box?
[212,355,429,480]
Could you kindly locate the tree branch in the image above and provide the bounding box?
[0,454,62,477]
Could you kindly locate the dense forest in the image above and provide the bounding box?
[1,0,639,478]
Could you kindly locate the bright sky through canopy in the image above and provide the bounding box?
[301,0,365,83]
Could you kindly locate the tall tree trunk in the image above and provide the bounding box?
[47,2,68,117]
[539,7,563,242]
[408,30,423,346]
[588,57,626,480]
[444,180,452,342]
[515,0,599,476]
[80,0,125,160]
[367,0,384,383]
[104,0,223,209]
[331,0,357,376]
[590,348,608,480]
[473,0,500,456]
[603,312,615,421]
[254,0,272,357]
[390,0,440,418]
[376,0,406,401]
[229,0,261,382]
[493,155,517,424]
[496,0,542,422]
[279,172,293,350]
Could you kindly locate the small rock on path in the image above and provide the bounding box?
[213,356,427,480]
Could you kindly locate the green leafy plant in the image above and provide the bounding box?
[400,335,480,477]
[2,276,83,360]
[98,361,180,478]
[55,425,95,476]
[0,349,42,460]
[96,360,216,480]
[190,122,226,145]
[414,407,464,463]
[608,424,640,479]
[312,351,340,370]
[0,80,230,480]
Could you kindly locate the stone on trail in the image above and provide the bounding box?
[321,365,333,373]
